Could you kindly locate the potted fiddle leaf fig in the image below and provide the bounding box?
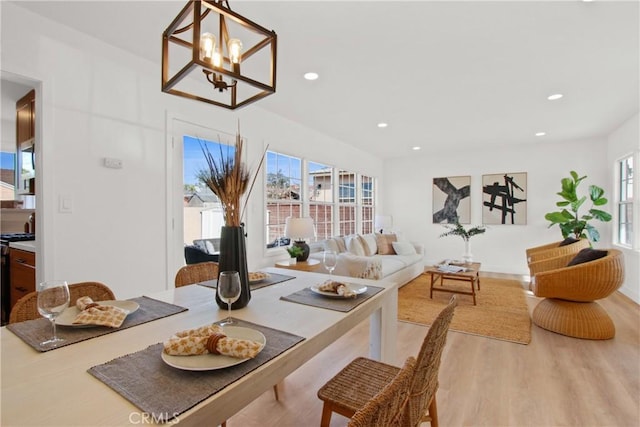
[544,171,612,242]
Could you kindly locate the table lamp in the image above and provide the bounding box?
[284,217,315,261]
[374,215,393,234]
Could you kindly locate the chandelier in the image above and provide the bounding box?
[162,0,277,110]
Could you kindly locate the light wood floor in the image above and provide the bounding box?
[228,273,640,426]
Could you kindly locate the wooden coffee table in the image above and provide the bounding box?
[425,262,481,305]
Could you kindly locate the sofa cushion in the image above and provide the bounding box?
[324,239,340,253]
[391,241,417,256]
[567,248,608,266]
[376,233,397,255]
[361,234,378,256]
[334,236,347,253]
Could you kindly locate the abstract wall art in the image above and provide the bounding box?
[482,172,527,225]
[432,176,471,224]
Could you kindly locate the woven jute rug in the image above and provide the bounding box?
[398,274,532,344]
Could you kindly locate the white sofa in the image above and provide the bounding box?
[309,233,424,287]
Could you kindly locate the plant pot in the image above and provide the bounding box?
[216,225,251,309]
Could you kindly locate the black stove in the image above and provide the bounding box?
[0,232,35,243]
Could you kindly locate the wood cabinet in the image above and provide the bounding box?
[9,248,35,310]
[16,90,35,144]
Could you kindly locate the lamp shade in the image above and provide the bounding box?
[374,215,393,233]
[284,217,315,241]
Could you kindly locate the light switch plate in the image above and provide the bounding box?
[59,195,73,213]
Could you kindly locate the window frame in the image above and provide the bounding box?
[616,154,635,248]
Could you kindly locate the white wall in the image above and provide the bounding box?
[383,137,613,274]
[607,112,640,303]
[1,3,382,299]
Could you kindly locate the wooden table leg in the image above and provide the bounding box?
[470,277,476,305]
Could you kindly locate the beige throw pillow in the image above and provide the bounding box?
[375,233,397,255]
[346,235,366,256]
[361,234,378,256]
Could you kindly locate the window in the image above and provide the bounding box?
[182,135,230,246]
[617,155,634,246]
[361,175,375,234]
[338,170,357,235]
[308,161,333,240]
[0,151,16,201]
[266,151,302,247]
[264,151,377,248]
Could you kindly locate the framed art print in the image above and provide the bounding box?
[482,172,527,225]
[432,176,471,224]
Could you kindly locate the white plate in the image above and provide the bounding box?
[57,300,140,327]
[249,272,271,284]
[161,326,266,371]
[310,283,368,298]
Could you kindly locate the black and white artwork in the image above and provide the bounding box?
[482,172,527,225]
[432,176,471,224]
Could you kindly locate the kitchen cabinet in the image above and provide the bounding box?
[9,248,35,311]
[16,90,35,144]
[16,89,36,195]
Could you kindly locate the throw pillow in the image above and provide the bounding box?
[347,235,366,256]
[375,233,397,255]
[391,241,416,256]
[324,239,340,254]
[567,248,608,266]
[559,237,580,247]
[334,236,347,253]
[361,234,378,256]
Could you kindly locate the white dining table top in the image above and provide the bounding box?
[0,268,398,426]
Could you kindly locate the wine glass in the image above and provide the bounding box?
[323,250,338,276]
[37,280,70,349]
[217,271,241,325]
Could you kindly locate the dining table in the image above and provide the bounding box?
[0,268,398,426]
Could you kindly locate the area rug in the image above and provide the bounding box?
[398,274,531,344]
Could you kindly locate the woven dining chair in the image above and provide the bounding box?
[9,281,116,324]
[318,295,457,427]
[348,357,417,427]
[174,261,219,287]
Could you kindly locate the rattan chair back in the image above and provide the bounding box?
[348,357,417,427]
[403,295,457,427]
[174,261,219,287]
[9,281,116,324]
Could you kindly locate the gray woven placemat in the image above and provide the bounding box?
[6,296,188,352]
[198,272,296,291]
[87,318,305,423]
[280,285,384,312]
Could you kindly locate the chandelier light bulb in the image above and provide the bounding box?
[228,38,243,64]
[200,32,216,62]
[212,49,222,68]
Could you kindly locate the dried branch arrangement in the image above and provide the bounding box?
[196,125,267,227]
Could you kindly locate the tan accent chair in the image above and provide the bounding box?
[348,357,417,427]
[318,296,457,427]
[525,238,591,266]
[174,262,219,287]
[9,281,116,324]
[530,249,624,339]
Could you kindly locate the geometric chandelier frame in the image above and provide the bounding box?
[162,0,277,110]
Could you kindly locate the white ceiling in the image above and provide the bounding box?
[10,0,640,159]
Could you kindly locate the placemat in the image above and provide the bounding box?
[198,272,296,291]
[280,285,384,312]
[7,296,188,352]
[88,318,305,423]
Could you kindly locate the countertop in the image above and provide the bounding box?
[9,240,36,252]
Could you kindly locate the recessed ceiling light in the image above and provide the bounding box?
[377,122,388,128]
[303,72,319,80]
[535,132,546,136]
[412,146,421,151]
[547,93,563,101]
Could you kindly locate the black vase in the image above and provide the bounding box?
[216,225,251,309]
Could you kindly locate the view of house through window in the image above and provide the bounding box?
[182,135,230,248]
[618,155,634,246]
[265,150,376,248]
